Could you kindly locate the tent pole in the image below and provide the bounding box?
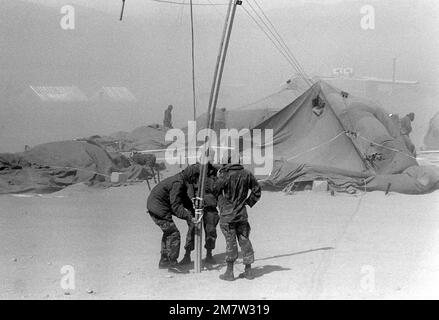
[189,0,197,121]
[208,0,240,129]
[120,0,126,21]
[194,0,240,274]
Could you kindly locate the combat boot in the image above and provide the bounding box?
[158,254,170,269]
[178,250,192,266]
[219,262,235,281]
[204,249,216,264]
[168,261,189,274]
[238,264,255,280]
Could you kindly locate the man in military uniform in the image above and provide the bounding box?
[163,104,173,129]
[214,108,227,135]
[400,112,416,156]
[214,159,261,281]
[179,163,220,266]
[147,164,200,274]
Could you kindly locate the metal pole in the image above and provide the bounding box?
[208,0,240,129]
[205,0,234,128]
[189,0,197,121]
[194,0,239,273]
[120,0,126,21]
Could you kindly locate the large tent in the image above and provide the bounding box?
[187,108,278,132]
[250,81,439,194]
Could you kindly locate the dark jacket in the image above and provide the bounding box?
[187,163,219,211]
[163,109,173,128]
[214,164,261,223]
[147,165,199,221]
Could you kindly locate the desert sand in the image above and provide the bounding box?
[1,176,439,300]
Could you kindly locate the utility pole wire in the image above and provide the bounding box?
[251,0,312,85]
[245,1,311,87]
[150,0,228,5]
[241,5,304,80]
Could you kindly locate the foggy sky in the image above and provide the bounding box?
[1,0,439,152]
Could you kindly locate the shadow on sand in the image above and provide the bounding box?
[255,246,334,262]
[245,264,291,279]
[186,246,335,278]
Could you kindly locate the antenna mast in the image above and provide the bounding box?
[194,0,242,273]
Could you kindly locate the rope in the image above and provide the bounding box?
[245,0,311,87]
[308,178,367,299]
[150,0,228,5]
[357,134,417,161]
[286,131,347,161]
[250,0,312,86]
[206,0,227,17]
[241,4,310,86]
[236,89,284,110]
[281,125,416,167]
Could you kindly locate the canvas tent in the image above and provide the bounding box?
[94,125,169,152]
[22,86,88,103]
[91,87,137,104]
[190,108,278,132]
[251,81,439,194]
[0,140,152,194]
[182,83,302,134]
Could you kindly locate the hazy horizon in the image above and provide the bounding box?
[1,0,438,152]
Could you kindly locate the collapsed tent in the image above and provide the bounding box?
[251,81,438,194]
[423,111,439,150]
[263,161,439,195]
[81,124,169,153]
[186,108,278,132]
[0,140,152,194]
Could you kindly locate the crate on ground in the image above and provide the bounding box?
[110,172,128,183]
[312,180,328,192]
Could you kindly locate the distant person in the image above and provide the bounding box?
[214,156,261,281]
[146,165,200,274]
[400,112,416,156]
[214,108,227,134]
[163,104,173,129]
[401,112,414,136]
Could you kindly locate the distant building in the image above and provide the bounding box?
[25,86,88,103]
[91,86,137,104]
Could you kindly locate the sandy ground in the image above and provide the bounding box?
[1,177,439,300]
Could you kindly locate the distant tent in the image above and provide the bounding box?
[191,108,278,132]
[423,111,439,150]
[20,86,88,103]
[91,86,137,103]
[249,81,438,194]
[238,87,301,112]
